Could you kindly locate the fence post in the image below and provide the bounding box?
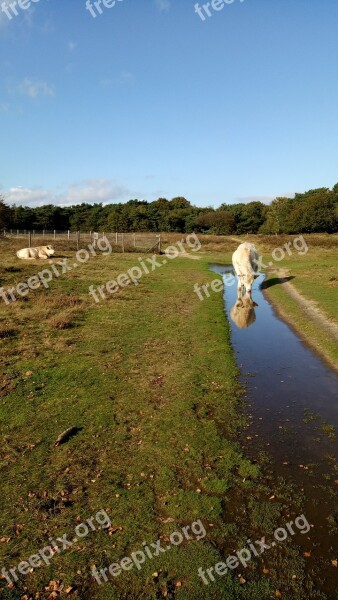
[158,234,161,254]
[68,230,70,242]
[54,230,56,240]
[28,232,32,248]
[116,232,118,245]
[76,231,80,251]
[133,233,136,248]
[17,229,19,238]
[121,233,124,253]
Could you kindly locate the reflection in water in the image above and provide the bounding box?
[209,263,338,595]
[230,290,258,329]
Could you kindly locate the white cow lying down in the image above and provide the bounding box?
[17,245,55,260]
[232,242,259,293]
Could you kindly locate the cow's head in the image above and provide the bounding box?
[243,272,259,293]
[46,245,55,257]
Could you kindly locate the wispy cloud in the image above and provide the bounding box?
[100,71,134,88]
[155,0,171,11]
[17,78,55,99]
[4,179,135,207]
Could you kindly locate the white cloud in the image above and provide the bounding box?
[17,78,55,99]
[100,71,134,88]
[62,180,131,206]
[5,186,53,206]
[4,179,135,207]
[155,0,171,11]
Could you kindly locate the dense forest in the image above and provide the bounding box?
[1,184,338,235]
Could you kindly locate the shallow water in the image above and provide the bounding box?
[209,264,338,596]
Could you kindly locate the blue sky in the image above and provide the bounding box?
[0,0,337,208]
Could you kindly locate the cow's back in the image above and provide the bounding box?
[232,242,258,275]
[17,247,38,259]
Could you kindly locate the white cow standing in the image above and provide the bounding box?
[17,245,55,260]
[232,242,260,294]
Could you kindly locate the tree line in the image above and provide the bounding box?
[1,184,338,235]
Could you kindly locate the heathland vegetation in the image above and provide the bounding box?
[1,184,338,234]
[1,234,336,599]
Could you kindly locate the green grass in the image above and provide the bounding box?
[0,237,331,599]
[260,245,338,370]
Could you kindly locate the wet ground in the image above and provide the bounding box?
[209,264,338,597]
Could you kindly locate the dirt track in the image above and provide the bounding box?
[264,268,338,371]
[282,279,338,344]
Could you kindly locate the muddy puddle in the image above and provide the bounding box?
[209,264,338,597]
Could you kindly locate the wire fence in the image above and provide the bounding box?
[2,229,162,253]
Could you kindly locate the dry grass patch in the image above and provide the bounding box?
[49,307,81,330]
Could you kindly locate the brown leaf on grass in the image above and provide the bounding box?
[14,524,24,535]
[332,559,338,568]
[108,526,123,536]
[275,592,282,598]
[262,567,269,574]
[303,551,311,557]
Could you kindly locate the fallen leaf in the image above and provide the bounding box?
[332,559,338,568]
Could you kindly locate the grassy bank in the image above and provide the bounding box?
[258,238,338,371]
[0,237,329,599]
